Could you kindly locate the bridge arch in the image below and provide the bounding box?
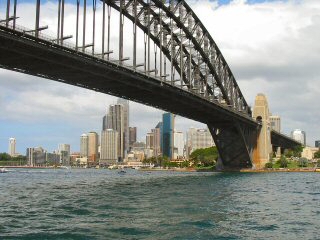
[105,0,251,115]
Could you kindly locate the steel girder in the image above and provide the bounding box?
[105,0,251,116]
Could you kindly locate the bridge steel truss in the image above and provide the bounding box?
[0,0,260,168]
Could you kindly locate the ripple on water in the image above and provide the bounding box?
[0,169,319,239]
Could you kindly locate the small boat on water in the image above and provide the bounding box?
[0,168,8,173]
[118,167,126,174]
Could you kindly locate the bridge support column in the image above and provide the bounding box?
[208,122,258,170]
[252,94,272,169]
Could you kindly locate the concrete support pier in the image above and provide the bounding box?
[253,94,272,169]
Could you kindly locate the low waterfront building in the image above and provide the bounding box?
[26,147,60,166]
[186,127,215,158]
[301,147,319,160]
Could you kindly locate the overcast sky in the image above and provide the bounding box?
[1,0,319,154]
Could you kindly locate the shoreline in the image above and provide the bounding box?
[1,166,319,173]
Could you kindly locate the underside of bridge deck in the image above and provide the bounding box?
[0,26,259,169]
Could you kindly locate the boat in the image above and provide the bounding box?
[118,167,126,174]
[0,168,8,173]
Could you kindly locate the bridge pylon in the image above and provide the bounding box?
[252,94,272,169]
[207,121,258,170]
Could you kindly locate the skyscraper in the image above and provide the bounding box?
[100,129,118,165]
[129,127,137,148]
[58,144,71,165]
[291,129,306,146]
[8,137,16,157]
[107,104,125,161]
[117,98,129,156]
[88,132,99,162]
[162,113,174,159]
[146,132,154,149]
[152,127,161,157]
[269,115,281,132]
[315,140,320,148]
[80,134,88,157]
[174,131,184,159]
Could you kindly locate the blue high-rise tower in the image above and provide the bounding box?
[162,113,174,159]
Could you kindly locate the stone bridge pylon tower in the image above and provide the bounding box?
[253,94,272,169]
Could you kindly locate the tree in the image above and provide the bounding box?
[279,155,288,168]
[190,146,218,167]
[0,153,11,161]
[314,150,320,159]
[293,145,304,158]
[298,157,308,167]
[284,149,293,158]
[265,162,273,169]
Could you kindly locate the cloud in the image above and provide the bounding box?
[191,0,320,144]
[0,0,319,153]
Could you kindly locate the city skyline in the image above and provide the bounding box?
[1,0,319,152]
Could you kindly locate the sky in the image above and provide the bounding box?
[1,0,319,154]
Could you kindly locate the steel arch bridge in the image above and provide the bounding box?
[0,0,263,168]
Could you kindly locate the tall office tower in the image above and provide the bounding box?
[315,140,320,148]
[8,137,16,157]
[88,132,99,162]
[186,128,215,157]
[129,127,137,148]
[100,129,118,164]
[269,115,281,132]
[80,134,89,157]
[117,98,129,155]
[152,127,161,157]
[58,144,71,165]
[146,132,154,149]
[291,129,306,146]
[107,104,125,160]
[102,115,107,131]
[162,112,175,159]
[155,122,163,152]
[174,131,184,159]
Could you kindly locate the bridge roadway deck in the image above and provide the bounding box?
[271,130,301,149]
[0,26,258,129]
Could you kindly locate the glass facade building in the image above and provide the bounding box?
[162,113,174,159]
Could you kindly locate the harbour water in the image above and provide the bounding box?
[0,169,319,239]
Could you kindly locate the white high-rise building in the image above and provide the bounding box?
[80,134,89,157]
[269,115,281,132]
[174,131,184,159]
[9,138,16,157]
[291,129,306,145]
[107,104,125,160]
[100,129,118,164]
[58,144,71,165]
[186,128,215,157]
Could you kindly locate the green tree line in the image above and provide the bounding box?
[0,152,26,162]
